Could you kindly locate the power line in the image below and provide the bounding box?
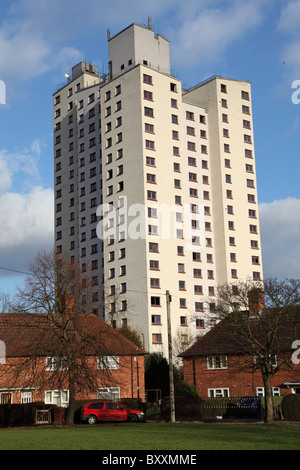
[0,266,32,276]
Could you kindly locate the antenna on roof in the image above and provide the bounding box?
[107,29,111,40]
[148,16,152,30]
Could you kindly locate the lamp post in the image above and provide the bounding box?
[166,290,175,423]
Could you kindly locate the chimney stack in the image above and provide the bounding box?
[248,288,265,317]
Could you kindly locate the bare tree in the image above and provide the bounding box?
[6,250,134,425]
[0,291,12,313]
[213,277,300,424]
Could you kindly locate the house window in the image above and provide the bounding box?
[256,387,280,397]
[241,90,249,100]
[150,260,159,270]
[143,74,152,85]
[186,111,194,120]
[187,141,196,151]
[45,390,69,407]
[97,356,119,370]
[145,123,154,133]
[152,315,161,325]
[180,315,187,325]
[144,107,154,117]
[146,140,155,150]
[147,173,156,184]
[151,296,160,307]
[195,302,203,312]
[208,388,229,398]
[196,319,205,329]
[149,242,159,253]
[21,392,33,404]
[0,392,12,404]
[207,355,227,369]
[98,387,120,401]
[45,357,68,371]
[146,156,155,167]
[147,190,157,201]
[150,278,160,288]
[152,333,162,344]
[144,90,153,101]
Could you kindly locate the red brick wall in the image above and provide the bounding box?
[0,355,145,404]
[183,354,299,397]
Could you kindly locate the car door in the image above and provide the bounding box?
[87,402,105,420]
[105,402,128,421]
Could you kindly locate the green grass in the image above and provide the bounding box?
[0,422,299,450]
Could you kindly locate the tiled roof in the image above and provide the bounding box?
[180,310,300,358]
[0,313,148,358]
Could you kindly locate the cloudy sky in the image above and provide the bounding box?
[0,0,300,294]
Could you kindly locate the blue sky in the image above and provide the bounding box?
[0,0,300,297]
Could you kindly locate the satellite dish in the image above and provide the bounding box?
[65,73,70,79]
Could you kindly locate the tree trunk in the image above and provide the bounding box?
[262,373,273,424]
[66,371,76,426]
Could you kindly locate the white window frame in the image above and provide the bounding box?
[256,387,281,397]
[97,387,120,401]
[45,390,69,407]
[97,356,119,370]
[207,355,228,370]
[208,388,229,398]
[21,391,33,404]
[45,356,68,371]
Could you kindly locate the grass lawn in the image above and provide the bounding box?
[0,422,299,450]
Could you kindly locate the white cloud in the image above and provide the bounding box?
[0,140,54,278]
[278,0,300,35]
[0,0,267,84]
[0,143,41,194]
[165,0,264,70]
[0,186,54,278]
[277,0,300,75]
[0,1,82,82]
[259,198,300,279]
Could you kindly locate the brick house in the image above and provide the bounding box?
[180,313,300,398]
[0,313,147,406]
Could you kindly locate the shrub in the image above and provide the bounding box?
[0,402,49,427]
[175,380,199,397]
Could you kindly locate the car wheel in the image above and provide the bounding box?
[128,414,138,422]
[87,415,98,425]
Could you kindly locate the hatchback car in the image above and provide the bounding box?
[80,401,146,424]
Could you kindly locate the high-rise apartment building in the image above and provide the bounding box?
[53,22,263,355]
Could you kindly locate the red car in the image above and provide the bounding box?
[80,401,146,424]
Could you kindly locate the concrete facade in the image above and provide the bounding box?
[53,23,263,356]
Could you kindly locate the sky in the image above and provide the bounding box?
[0,0,300,297]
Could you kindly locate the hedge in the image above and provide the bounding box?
[281,395,300,421]
[0,403,50,427]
